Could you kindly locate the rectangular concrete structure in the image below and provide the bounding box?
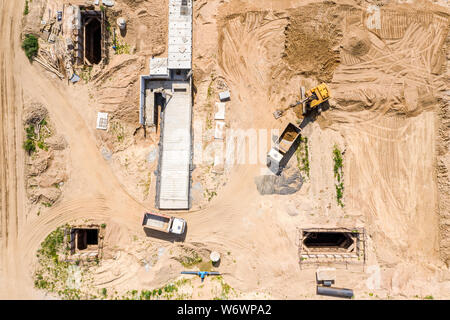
[139,0,193,210]
[168,0,192,69]
[158,82,192,209]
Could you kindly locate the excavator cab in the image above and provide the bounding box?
[304,83,330,113]
[273,83,330,119]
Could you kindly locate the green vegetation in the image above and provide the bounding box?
[23,118,51,154]
[139,172,152,198]
[37,140,48,151]
[179,250,203,268]
[23,138,36,153]
[296,136,310,178]
[110,121,125,143]
[212,276,236,300]
[80,65,93,83]
[22,34,39,61]
[424,295,434,300]
[123,278,192,300]
[34,226,78,299]
[23,125,36,154]
[113,35,131,55]
[101,223,107,229]
[204,188,217,202]
[207,80,214,98]
[23,0,29,15]
[34,225,99,300]
[333,145,344,207]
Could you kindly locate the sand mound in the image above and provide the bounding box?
[23,102,48,125]
[342,27,371,57]
[283,4,348,82]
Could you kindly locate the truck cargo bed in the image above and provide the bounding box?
[142,212,171,232]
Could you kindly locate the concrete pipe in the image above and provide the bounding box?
[316,286,354,299]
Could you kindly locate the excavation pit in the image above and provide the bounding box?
[84,18,102,64]
[298,228,365,266]
[78,10,106,65]
[72,228,99,251]
[303,231,354,250]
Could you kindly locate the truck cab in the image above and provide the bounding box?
[170,217,186,235]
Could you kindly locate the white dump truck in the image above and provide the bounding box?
[142,212,186,235]
[267,123,302,175]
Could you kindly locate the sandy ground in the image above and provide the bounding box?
[0,0,449,299]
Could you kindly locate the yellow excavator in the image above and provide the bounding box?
[273,83,330,119]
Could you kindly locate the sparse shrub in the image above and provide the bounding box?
[23,0,29,15]
[333,145,344,207]
[22,34,39,61]
[23,139,36,153]
[37,140,48,151]
[141,290,151,300]
[296,136,310,178]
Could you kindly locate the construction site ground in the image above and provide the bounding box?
[0,0,449,299]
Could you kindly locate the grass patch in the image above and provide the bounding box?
[139,172,152,198]
[34,225,99,300]
[204,188,217,202]
[296,136,310,178]
[179,252,203,268]
[22,34,39,61]
[23,121,50,154]
[124,278,192,300]
[207,80,214,98]
[34,225,80,299]
[212,276,235,300]
[80,65,93,83]
[23,138,36,154]
[23,0,29,15]
[113,37,131,55]
[110,121,125,143]
[333,145,344,207]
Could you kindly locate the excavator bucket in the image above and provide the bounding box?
[301,86,307,115]
[273,110,283,119]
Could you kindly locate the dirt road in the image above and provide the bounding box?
[0,0,146,298]
[0,0,449,300]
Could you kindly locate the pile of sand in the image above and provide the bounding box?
[342,27,371,57]
[283,3,347,82]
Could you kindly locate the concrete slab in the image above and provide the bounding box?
[316,267,336,282]
[158,81,192,209]
[150,57,169,77]
[214,121,225,140]
[214,102,226,120]
[167,0,192,69]
[96,112,108,130]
